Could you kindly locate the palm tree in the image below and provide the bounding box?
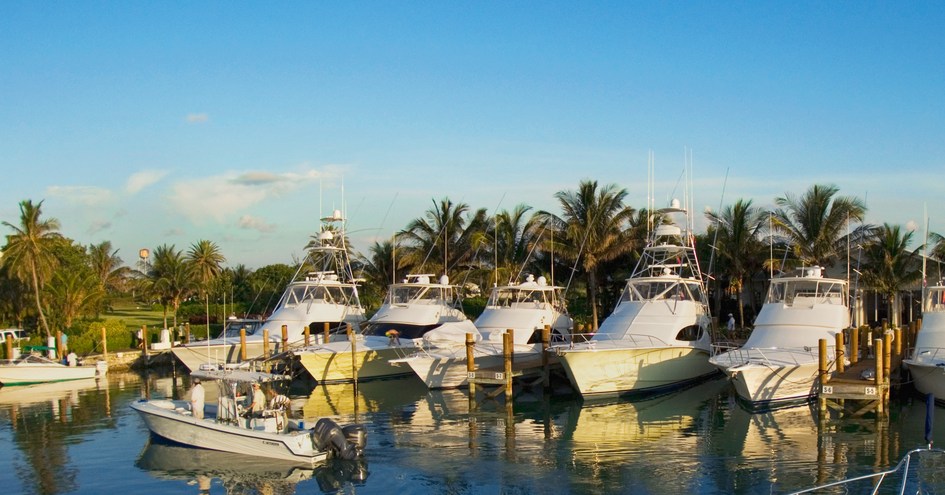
[538,180,637,330]
[88,241,126,292]
[860,224,922,327]
[487,204,545,286]
[771,184,871,267]
[149,244,194,330]
[353,238,404,311]
[399,198,489,280]
[705,199,768,328]
[45,270,105,330]
[187,240,226,335]
[1,200,62,339]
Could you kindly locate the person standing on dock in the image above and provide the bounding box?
[190,377,205,419]
[726,313,735,335]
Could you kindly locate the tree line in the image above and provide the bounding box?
[2,182,943,346]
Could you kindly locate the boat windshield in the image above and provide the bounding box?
[924,287,945,312]
[360,322,440,340]
[277,284,352,309]
[487,288,555,308]
[387,285,455,305]
[766,279,847,307]
[220,320,264,338]
[620,279,702,302]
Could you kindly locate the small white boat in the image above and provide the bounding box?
[172,211,366,371]
[0,354,105,386]
[554,201,717,397]
[293,274,479,383]
[395,274,572,388]
[903,283,945,400]
[710,266,849,406]
[130,370,366,465]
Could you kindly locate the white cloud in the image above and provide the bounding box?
[168,166,333,224]
[186,113,209,123]
[46,185,113,206]
[126,170,168,194]
[238,215,276,233]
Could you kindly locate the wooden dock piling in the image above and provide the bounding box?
[817,329,890,418]
[239,328,247,362]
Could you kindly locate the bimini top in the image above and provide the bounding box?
[190,370,291,384]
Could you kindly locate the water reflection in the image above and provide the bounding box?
[6,369,945,494]
[296,376,429,421]
[0,373,136,495]
[135,440,369,494]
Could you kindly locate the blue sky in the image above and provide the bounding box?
[2,2,943,268]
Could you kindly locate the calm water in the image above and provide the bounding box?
[2,371,945,495]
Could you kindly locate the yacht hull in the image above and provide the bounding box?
[0,362,100,386]
[904,359,945,400]
[172,341,277,372]
[404,347,548,389]
[297,344,417,383]
[726,360,821,405]
[556,346,716,397]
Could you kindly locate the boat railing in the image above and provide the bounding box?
[717,345,835,367]
[561,332,672,349]
[910,346,945,362]
[788,447,945,495]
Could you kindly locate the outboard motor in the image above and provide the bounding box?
[311,418,367,460]
[342,424,367,457]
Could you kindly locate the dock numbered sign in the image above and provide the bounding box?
[821,385,833,394]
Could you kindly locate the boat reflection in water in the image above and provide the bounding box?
[296,375,429,421]
[558,378,727,493]
[136,440,368,494]
[0,377,102,407]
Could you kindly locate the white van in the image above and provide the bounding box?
[0,328,25,342]
[0,329,26,359]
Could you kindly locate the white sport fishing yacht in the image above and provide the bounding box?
[395,274,572,388]
[710,266,850,406]
[554,200,716,397]
[172,210,365,371]
[904,282,945,401]
[293,274,479,383]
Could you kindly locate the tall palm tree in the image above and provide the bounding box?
[705,199,768,327]
[538,180,637,330]
[1,200,62,338]
[149,244,194,330]
[187,240,226,334]
[771,184,871,267]
[399,198,489,280]
[860,224,922,327]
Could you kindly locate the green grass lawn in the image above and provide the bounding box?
[106,298,217,341]
[108,299,166,330]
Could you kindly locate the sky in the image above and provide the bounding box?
[1,2,943,269]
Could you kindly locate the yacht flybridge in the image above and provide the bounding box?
[171,211,365,371]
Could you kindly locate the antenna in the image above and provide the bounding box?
[706,167,729,279]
